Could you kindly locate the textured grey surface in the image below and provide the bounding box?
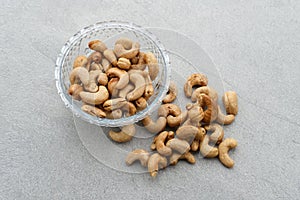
[1,0,300,199]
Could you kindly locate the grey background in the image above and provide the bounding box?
[1,0,300,199]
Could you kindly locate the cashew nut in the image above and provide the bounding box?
[184,73,208,97]
[131,52,146,70]
[166,138,190,154]
[105,109,123,119]
[219,138,238,168]
[151,131,174,151]
[197,93,218,123]
[101,58,112,72]
[142,116,167,134]
[176,125,200,142]
[81,104,106,118]
[109,124,136,143]
[103,49,117,66]
[222,91,238,115]
[158,104,181,118]
[167,111,188,127]
[103,98,127,111]
[87,51,102,71]
[125,149,150,167]
[73,55,88,69]
[143,73,154,100]
[191,127,206,151]
[200,135,219,158]
[68,84,83,100]
[106,68,129,89]
[85,70,108,92]
[90,63,103,71]
[186,103,204,125]
[107,77,119,97]
[205,123,224,145]
[117,57,131,70]
[216,106,235,125]
[118,83,134,99]
[121,101,137,117]
[114,38,140,59]
[88,40,107,53]
[162,81,177,104]
[154,131,173,156]
[135,97,147,111]
[79,86,109,105]
[169,152,196,165]
[127,73,146,101]
[145,52,159,80]
[148,153,167,177]
[69,67,89,85]
[191,86,218,103]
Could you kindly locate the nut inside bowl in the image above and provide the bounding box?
[55,21,170,127]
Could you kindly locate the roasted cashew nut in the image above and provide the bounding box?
[145,52,159,80]
[167,111,188,127]
[222,91,238,115]
[197,93,218,123]
[154,131,173,156]
[73,55,88,69]
[114,38,140,59]
[88,40,107,53]
[127,73,146,101]
[135,97,147,111]
[131,52,146,70]
[118,83,134,99]
[184,73,208,97]
[200,135,219,158]
[79,86,109,105]
[81,104,106,118]
[105,109,123,119]
[158,104,181,118]
[69,67,89,85]
[148,153,167,177]
[103,49,117,66]
[90,63,103,71]
[106,68,129,90]
[170,152,196,165]
[191,86,218,103]
[216,106,235,125]
[109,124,136,143]
[117,57,131,70]
[107,78,119,97]
[163,81,177,104]
[87,52,102,71]
[144,73,154,100]
[191,127,206,152]
[85,70,108,92]
[68,84,83,100]
[142,116,167,134]
[166,138,190,154]
[176,125,200,142]
[101,58,112,72]
[205,123,224,145]
[126,149,150,167]
[121,101,137,117]
[186,103,204,125]
[103,98,127,111]
[219,138,238,168]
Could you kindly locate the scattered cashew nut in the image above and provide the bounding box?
[205,123,224,145]
[200,135,219,158]
[158,104,181,118]
[169,152,196,165]
[191,86,218,103]
[222,91,238,115]
[125,149,150,167]
[154,131,173,156]
[163,81,177,104]
[148,153,167,177]
[109,124,136,143]
[216,105,235,125]
[219,138,238,168]
[167,111,188,127]
[176,125,200,142]
[184,73,208,97]
[142,116,167,134]
[166,138,190,154]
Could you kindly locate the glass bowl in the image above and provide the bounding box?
[55,21,170,127]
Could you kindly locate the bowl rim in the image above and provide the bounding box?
[55,20,171,127]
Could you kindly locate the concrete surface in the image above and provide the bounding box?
[1,0,300,199]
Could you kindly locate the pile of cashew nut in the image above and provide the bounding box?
[126,73,239,177]
[68,37,159,123]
